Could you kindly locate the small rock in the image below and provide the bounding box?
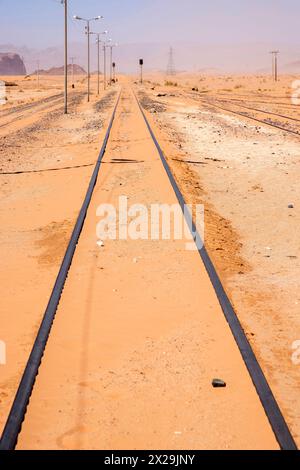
[288,204,294,209]
[212,378,226,388]
[97,240,104,247]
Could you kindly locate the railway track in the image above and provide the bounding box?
[215,100,300,124]
[0,95,65,131]
[177,91,300,135]
[212,96,300,110]
[0,86,297,450]
[0,92,64,118]
[200,98,300,137]
[0,92,83,131]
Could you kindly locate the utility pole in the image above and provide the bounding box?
[74,15,103,102]
[270,51,279,82]
[110,46,113,85]
[87,22,90,101]
[103,43,107,90]
[97,39,100,94]
[103,39,112,90]
[63,0,68,113]
[90,31,107,95]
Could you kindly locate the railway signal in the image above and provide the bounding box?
[108,43,118,86]
[112,62,116,82]
[70,56,76,89]
[74,14,104,102]
[139,59,144,84]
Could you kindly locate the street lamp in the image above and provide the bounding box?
[74,15,103,101]
[62,0,68,114]
[103,39,112,90]
[90,31,108,95]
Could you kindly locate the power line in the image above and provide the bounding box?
[166,47,176,76]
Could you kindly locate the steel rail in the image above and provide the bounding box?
[202,100,300,137]
[133,88,297,451]
[0,92,64,118]
[0,89,121,451]
[209,98,300,124]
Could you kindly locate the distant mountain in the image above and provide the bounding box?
[0,53,27,75]
[34,64,86,75]
[257,60,300,74]
[282,60,300,72]
[1,42,300,75]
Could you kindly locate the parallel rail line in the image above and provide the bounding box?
[0,92,64,118]
[215,100,300,124]
[201,99,300,137]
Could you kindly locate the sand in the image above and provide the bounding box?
[0,73,297,449]
[137,72,300,446]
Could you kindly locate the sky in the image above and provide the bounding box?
[0,1,299,73]
[0,0,299,48]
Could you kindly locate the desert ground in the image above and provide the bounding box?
[137,73,300,443]
[0,72,299,449]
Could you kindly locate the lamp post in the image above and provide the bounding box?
[90,31,108,95]
[74,15,103,101]
[62,0,68,114]
[103,39,112,90]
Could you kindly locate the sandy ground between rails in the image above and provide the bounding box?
[0,76,118,434]
[137,74,300,445]
[16,85,277,450]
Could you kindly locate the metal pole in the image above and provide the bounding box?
[97,37,100,95]
[110,46,113,85]
[64,0,68,114]
[87,20,90,102]
[103,45,106,90]
[270,51,279,82]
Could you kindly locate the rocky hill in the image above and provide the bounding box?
[0,53,26,75]
[35,64,86,76]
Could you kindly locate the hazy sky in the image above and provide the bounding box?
[0,0,299,49]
